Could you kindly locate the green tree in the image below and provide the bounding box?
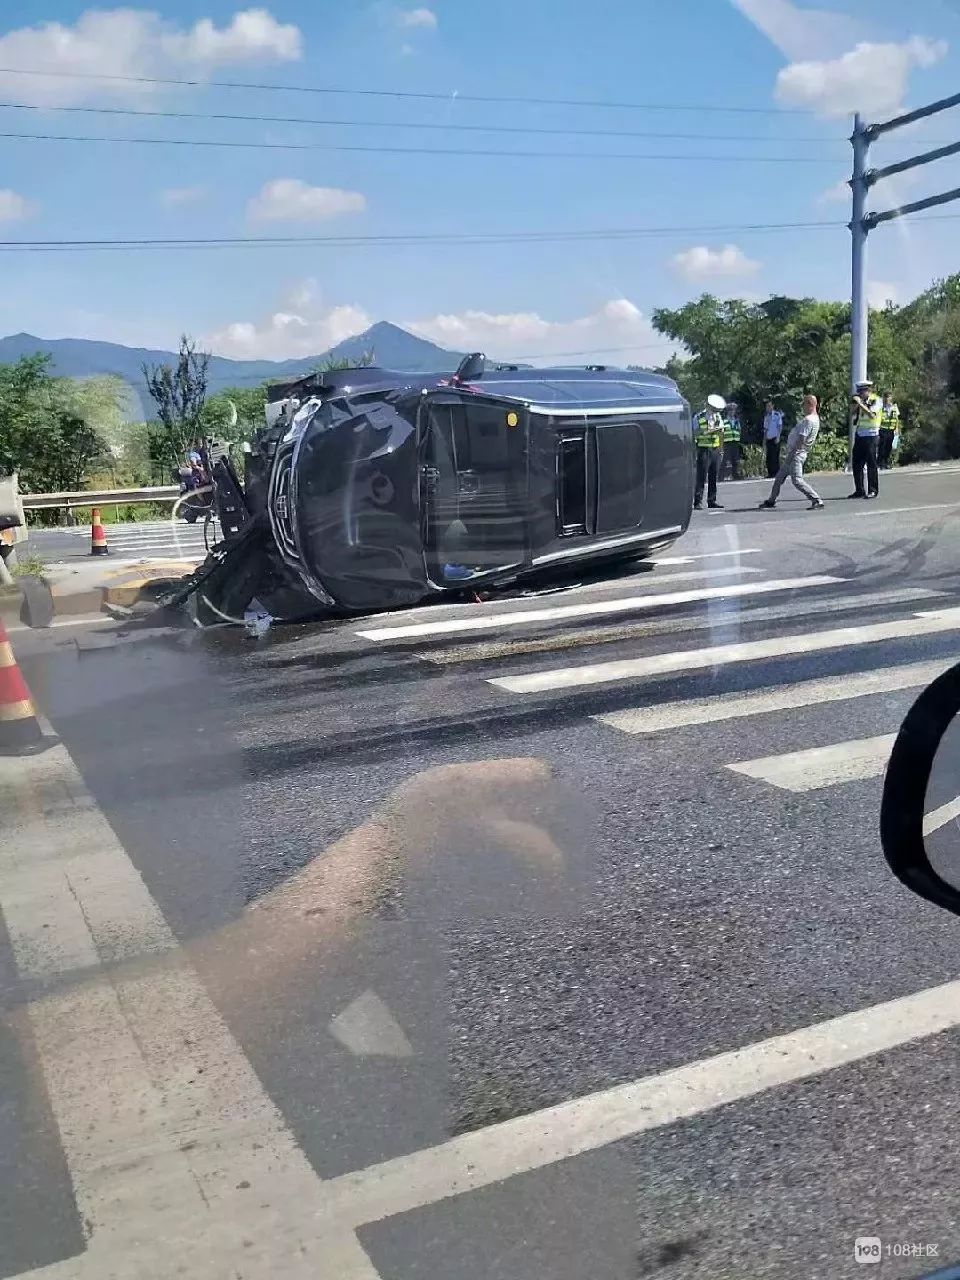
[142,334,210,468]
[200,384,268,446]
[0,354,52,480]
[0,355,119,493]
[653,292,916,457]
[887,276,960,462]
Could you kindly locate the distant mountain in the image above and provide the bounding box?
[0,321,463,420]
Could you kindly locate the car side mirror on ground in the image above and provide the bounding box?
[881,660,960,917]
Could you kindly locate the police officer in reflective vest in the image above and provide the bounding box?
[849,379,884,499]
[722,402,743,480]
[694,394,726,510]
[879,392,901,470]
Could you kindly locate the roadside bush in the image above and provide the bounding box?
[807,429,849,473]
[738,444,765,478]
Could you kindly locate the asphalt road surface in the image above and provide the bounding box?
[26,516,213,563]
[5,466,960,1280]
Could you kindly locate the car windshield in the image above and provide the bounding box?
[5,6,960,1280]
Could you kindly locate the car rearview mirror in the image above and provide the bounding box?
[881,660,960,916]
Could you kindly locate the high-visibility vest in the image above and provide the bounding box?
[695,410,723,449]
[856,394,884,435]
[723,416,741,443]
[883,402,901,427]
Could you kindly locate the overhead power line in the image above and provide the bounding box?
[0,65,814,115]
[3,212,958,253]
[0,100,848,146]
[0,220,845,252]
[0,130,839,163]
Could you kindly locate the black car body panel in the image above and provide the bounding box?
[252,362,692,613]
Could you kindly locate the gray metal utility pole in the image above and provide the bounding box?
[849,113,870,393]
[848,90,960,415]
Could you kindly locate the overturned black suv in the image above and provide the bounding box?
[194,355,694,621]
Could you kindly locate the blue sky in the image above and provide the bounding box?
[1,0,959,363]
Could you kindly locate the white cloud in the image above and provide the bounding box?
[868,280,899,308]
[163,8,301,63]
[777,36,948,118]
[0,189,36,223]
[161,184,208,207]
[406,298,675,366]
[398,7,438,28]
[204,282,372,360]
[670,245,761,281]
[0,8,303,107]
[730,0,860,61]
[246,179,367,224]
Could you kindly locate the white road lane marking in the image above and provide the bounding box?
[6,616,119,633]
[597,658,954,736]
[489,606,960,695]
[924,796,960,837]
[727,733,897,792]
[649,548,762,565]
[420,588,946,666]
[319,976,960,1230]
[355,564,764,628]
[329,991,414,1058]
[856,503,960,517]
[0,745,383,1279]
[357,576,841,641]
[889,465,960,477]
[570,564,761,594]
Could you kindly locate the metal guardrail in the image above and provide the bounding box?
[20,486,180,512]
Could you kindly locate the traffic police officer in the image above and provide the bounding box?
[849,379,884,499]
[879,391,901,469]
[694,394,726,510]
[722,402,743,480]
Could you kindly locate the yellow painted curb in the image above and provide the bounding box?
[98,560,199,582]
[101,564,199,607]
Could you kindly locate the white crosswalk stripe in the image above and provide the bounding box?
[924,796,960,837]
[727,733,897,792]
[419,587,945,666]
[357,576,840,641]
[489,607,960,694]
[595,658,955,736]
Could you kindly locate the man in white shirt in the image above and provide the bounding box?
[759,394,824,511]
[762,400,783,478]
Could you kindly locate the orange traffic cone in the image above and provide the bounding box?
[0,618,46,755]
[90,508,109,557]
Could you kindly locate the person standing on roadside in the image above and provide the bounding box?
[722,402,743,480]
[878,391,901,470]
[849,379,884,498]
[759,394,824,511]
[693,394,726,511]
[762,400,784,478]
